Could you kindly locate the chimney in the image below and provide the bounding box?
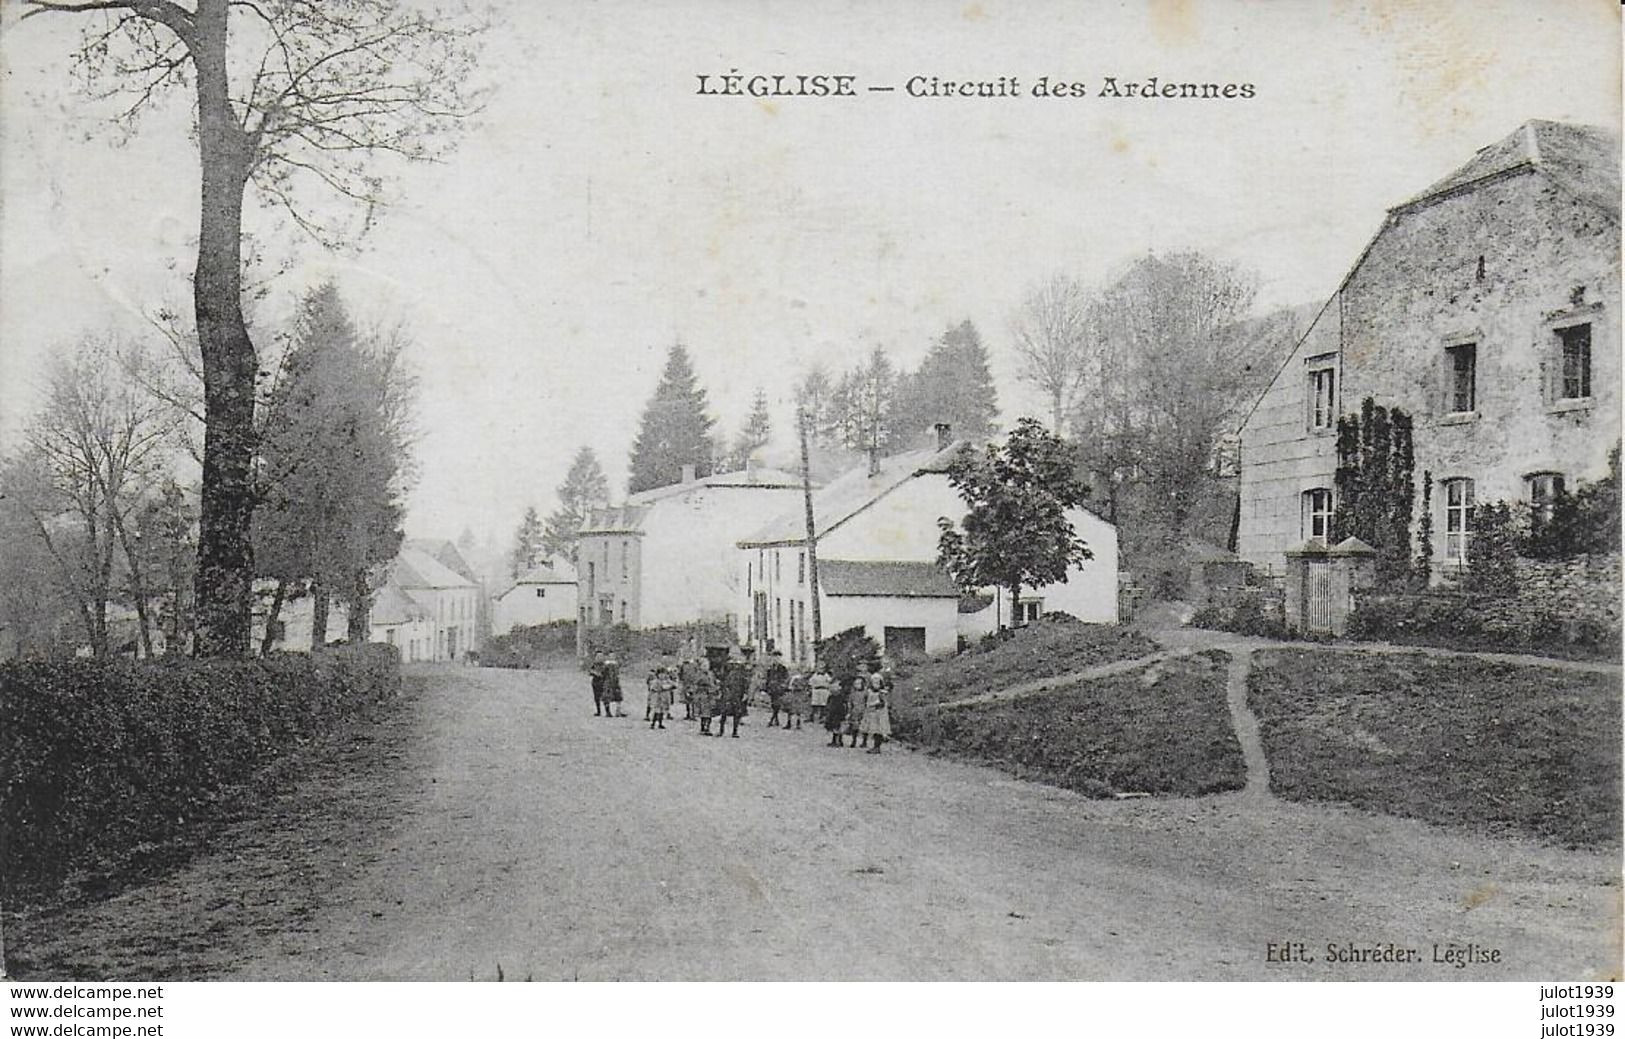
[680,464,696,484]
[934,422,952,451]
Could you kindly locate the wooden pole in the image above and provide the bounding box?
[799,408,822,660]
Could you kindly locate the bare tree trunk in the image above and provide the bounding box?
[190,0,259,659]
[260,578,286,657]
[111,512,155,659]
[346,568,372,643]
[1008,583,1023,630]
[310,582,330,652]
[1051,389,1064,438]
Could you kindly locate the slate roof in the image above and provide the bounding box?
[579,504,650,535]
[740,441,967,547]
[402,538,479,583]
[496,560,578,599]
[817,559,961,598]
[1397,120,1619,217]
[629,466,806,506]
[371,581,428,625]
[392,548,477,590]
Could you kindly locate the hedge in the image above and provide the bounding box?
[0,644,401,898]
[1347,591,1621,661]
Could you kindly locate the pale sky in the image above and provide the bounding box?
[1,0,1619,547]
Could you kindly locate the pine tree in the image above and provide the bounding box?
[510,505,544,579]
[893,320,999,447]
[724,389,773,471]
[542,447,610,562]
[255,282,406,651]
[627,344,717,493]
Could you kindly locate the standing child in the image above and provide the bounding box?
[603,655,624,717]
[784,667,809,731]
[859,659,893,753]
[808,663,832,724]
[648,660,675,729]
[589,653,607,717]
[823,673,849,747]
[846,669,870,748]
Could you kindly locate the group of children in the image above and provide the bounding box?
[586,648,894,752]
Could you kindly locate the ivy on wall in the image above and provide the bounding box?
[1332,398,1417,587]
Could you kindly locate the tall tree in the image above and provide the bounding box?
[793,364,834,445]
[2,336,177,657]
[723,388,774,472]
[21,0,485,656]
[1010,274,1091,435]
[1074,253,1262,538]
[892,320,1000,446]
[254,283,408,650]
[510,505,545,580]
[936,419,1093,627]
[627,343,717,493]
[542,447,610,563]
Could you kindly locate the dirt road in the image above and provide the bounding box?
[13,664,1618,980]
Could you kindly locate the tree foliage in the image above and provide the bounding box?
[510,506,545,580]
[936,418,1093,621]
[627,343,717,494]
[892,320,1000,447]
[542,447,610,564]
[1010,274,1091,435]
[1073,253,1264,537]
[1,336,177,658]
[1331,397,1416,587]
[253,282,409,649]
[722,388,773,472]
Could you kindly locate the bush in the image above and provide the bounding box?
[1191,588,1288,639]
[0,644,401,900]
[481,620,578,668]
[1346,591,1619,661]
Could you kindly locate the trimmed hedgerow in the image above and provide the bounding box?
[0,644,400,899]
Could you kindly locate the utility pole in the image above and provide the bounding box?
[798,407,821,657]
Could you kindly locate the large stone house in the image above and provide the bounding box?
[576,464,810,631]
[738,428,1120,662]
[1237,120,1620,576]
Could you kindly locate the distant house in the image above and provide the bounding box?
[368,544,480,661]
[738,428,1121,662]
[493,559,578,635]
[1237,120,1620,577]
[577,464,811,630]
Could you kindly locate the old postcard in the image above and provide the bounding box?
[0,0,1618,1008]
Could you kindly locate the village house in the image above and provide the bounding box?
[737,426,1121,663]
[1237,120,1620,577]
[492,559,578,635]
[368,542,481,661]
[576,464,811,631]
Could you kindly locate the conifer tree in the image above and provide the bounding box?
[510,505,545,579]
[627,344,717,493]
[724,388,773,471]
[542,447,610,562]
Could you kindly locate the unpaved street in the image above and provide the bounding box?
[15,664,1618,980]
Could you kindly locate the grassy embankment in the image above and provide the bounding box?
[1248,648,1622,846]
[892,625,1245,798]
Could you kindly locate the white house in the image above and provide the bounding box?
[368,545,480,661]
[737,429,1120,662]
[577,464,812,630]
[492,559,578,635]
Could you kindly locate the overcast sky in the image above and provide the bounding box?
[1,0,1618,547]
